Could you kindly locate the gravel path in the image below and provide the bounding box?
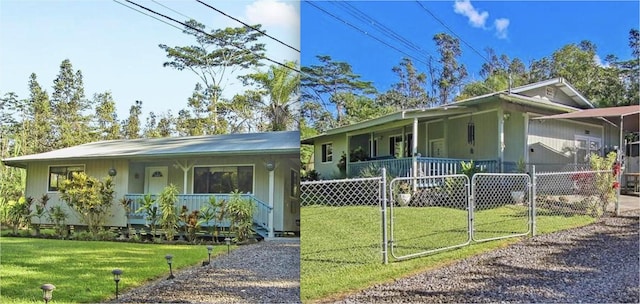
[111,239,300,304]
[331,210,640,303]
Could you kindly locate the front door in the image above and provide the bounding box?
[284,169,300,232]
[430,139,445,157]
[145,166,168,194]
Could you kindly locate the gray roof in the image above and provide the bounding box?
[3,131,299,167]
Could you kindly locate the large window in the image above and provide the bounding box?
[48,165,84,192]
[389,134,412,158]
[193,166,253,194]
[575,135,601,163]
[321,143,333,162]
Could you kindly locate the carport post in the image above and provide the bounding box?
[531,165,537,237]
[615,116,624,216]
[268,168,275,238]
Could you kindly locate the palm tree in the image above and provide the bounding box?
[238,61,300,131]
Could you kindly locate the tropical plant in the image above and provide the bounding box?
[135,194,160,238]
[119,197,133,237]
[226,192,255,242]
[47,205,68,238]
[589,151,618,214]
[198,196,226,241]
[58,172,115,237]
[460,160,484,179]
[6,196,33,234]
[31,194,50,236]
[158,184,179,241]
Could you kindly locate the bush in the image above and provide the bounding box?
[158,184,179,241]
[226,192,255,242]
[47,205,68,238]
[58,173,115,237]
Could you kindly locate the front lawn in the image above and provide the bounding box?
[0,237,232,303]
[301,205,596,302]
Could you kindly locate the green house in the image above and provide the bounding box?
[2,131,301,238]
[302,78,621,179]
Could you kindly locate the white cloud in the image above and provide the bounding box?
[245,0,299,29]
[494,18,510,39]
[453,0,489,28]
[593,54,610,67]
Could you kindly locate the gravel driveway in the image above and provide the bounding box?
[330,210,639,303]
[111,239,300,304]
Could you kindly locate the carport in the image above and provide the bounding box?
[534,105,640,215]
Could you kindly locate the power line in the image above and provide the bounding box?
[113,0,185,32]
[121,0,300,73]
[150,0,192,21]
[307,1,431,67]
[414,1,493,66]
[195,0,300,53]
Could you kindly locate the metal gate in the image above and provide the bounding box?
[471,173,532,242]
[388,175,471,260]
[387,173,532,260]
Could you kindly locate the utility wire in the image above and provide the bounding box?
[307,1,430,66]
[414,1,493,66]
[195,0,300,53]
[150,0,192,21]
[113,0,185,32]
[121,0,300,73]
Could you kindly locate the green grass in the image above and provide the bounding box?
[301,205,596,302]
[0,237,234,303]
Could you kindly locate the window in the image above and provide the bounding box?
[48,165,84,192]
[193,166,253,194]
[321,143,333,162]
[575,135,601,164]
[389,134,412,158]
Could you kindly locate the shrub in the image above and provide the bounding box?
[226,192,255,242]
[198,196,226,241]
[31,194,50,236]
[7,196,33,234]
[47,205,68,238]
[136,194,160,239]
[158,184,179,241]
[58,172,115,237]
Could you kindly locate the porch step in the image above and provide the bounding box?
[252,224,268,239]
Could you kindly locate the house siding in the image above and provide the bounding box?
[504,111,526,163]
[313,133,347,179]
[447,111,498,160]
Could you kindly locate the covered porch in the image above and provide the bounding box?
[348,157,499,178]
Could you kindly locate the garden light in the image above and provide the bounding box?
[165,254,175,279]
[40,284,55,304]
[225,237,231,254]
[207,245,213,264]
[112,269,122,299]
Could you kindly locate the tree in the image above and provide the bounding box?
[378,57,431,109]
[50,59,92,148]
[301,55,376,129]
[159,20,266,134]
[25,73,54,153]
[93,92,121,140]
[238,61,300,131]
[122,100,142,139]
[433,33,468,105]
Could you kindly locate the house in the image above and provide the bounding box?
[2,131,300,238]
[302,78,622,179]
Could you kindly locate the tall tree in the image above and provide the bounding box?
[433,33,468,105]
[301,55,376,129]
[93,92,121,140]
[122,100,142,139]
[238,61,300,131]
[378,57,431,109]
[24,74,53,153]
[50,59,91,148]
[159,20,266,134]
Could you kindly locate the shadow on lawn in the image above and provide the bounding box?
[342,215,639,303]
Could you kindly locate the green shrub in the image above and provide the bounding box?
[226,192,255,242]
[158,184,179,241]
[58,172,115,237]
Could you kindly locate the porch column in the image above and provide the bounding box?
[498,109,505,173]
[616,116,624,216]
[268,168,275,238]
[412,118,418,180]
[174,161,194,194]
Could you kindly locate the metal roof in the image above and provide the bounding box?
[533,105,640,132]
[3,131,300,167]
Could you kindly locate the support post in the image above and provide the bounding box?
[498,109,505,173]
[616,117,624,216]
[381,167,388,264]
[412,118,419,190]
[531,165,537,236]
[268,169,275,238]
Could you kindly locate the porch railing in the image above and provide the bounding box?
[348,157,499,178]
[124,193,271,232]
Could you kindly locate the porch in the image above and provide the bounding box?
[348,157,500,178]
[124,193,272,238]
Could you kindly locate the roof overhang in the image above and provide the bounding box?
[533,105,640,132]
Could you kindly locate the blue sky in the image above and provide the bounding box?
[301,0,639,93]
[0,0,299,120]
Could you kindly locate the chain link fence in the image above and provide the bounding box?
[300,176,385,267]
[534,170,615,233]
[472,174,532,242]
[388,175,471,260]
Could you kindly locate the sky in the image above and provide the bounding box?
[0,0,300,120]
[301,0,640,94]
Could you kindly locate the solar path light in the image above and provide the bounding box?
[40,284,55,304]
[112,268,122,299]
[165,254,175,279]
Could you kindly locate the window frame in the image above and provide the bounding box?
[47,164,86,193]
[321,142,333,163]
[192,164,256,194]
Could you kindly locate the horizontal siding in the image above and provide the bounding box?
[528,117,604,165]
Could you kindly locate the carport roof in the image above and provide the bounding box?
[3,131,300,168]
[533,105,640,132]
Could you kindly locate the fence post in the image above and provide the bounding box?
[531,165,537,237]
[381,167,388,265]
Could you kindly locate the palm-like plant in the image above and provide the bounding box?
[198,196,226,242]
[135,194,160,239]
[158,184,179,241]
